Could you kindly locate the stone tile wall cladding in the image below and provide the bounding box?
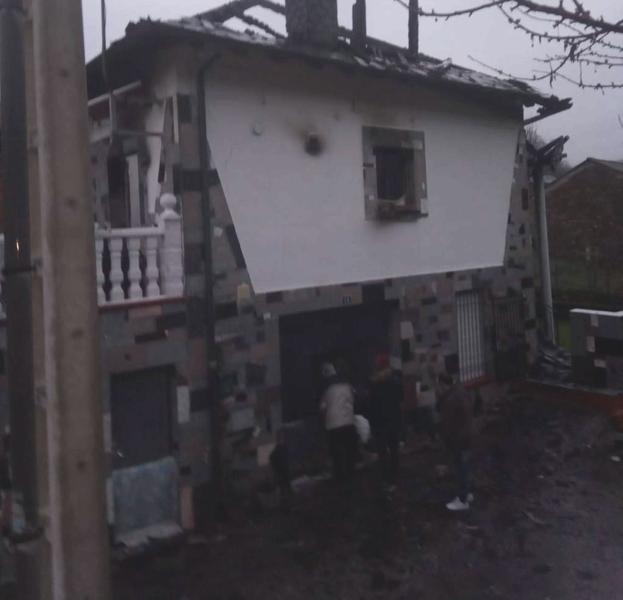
[181,107,541,490]
[98,301,196,529]
[570,309,623,389]
[94,91,212,531]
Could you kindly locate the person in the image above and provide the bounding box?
[269,428,293,511]
[369,354,403,486]
[436,372,474,511]
[319,362,357,481]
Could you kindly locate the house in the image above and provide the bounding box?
[547,158,623,313]
[0,0,570,544]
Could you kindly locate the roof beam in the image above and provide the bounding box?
[197,0,285,24]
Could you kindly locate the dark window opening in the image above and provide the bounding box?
[107,155,129,228]
[110,366,174,470]
[363,126,427,221]
[374,146,415,203]
[106,152,144,228]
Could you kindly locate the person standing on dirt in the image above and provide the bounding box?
[436,372,474,511]
[319,362,357,481]
[369,354,403,487]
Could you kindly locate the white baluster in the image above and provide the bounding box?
[144,236,161,298]
[158,193,184,297]
[109,237,125,303]
[95,234,106,304]
[127,237,142,300]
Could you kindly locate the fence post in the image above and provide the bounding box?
[159,193,184,297]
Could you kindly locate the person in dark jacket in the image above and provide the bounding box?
[269,428,293,511]
[437,372,474,511]
[369,354,403,486]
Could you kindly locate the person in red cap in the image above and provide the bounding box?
[369,353,403,487]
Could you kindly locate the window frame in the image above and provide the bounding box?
[362,126,428,222]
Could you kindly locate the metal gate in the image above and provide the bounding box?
[493,295,527,380]
[456,291,487,383]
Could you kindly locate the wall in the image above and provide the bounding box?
[570,309,623,389]
[547,162,623,306]
[83,48,215,533]
[203,55,521,294]
[98,301,196,533]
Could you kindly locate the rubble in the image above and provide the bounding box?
[531,341,572,383]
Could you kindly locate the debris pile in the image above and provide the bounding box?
[531,341,572,383]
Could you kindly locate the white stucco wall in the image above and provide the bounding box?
[203,62,520,294]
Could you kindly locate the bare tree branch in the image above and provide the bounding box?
[389,0,623,89]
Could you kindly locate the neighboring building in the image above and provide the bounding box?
[0,0,569,544]
[570,308,623,390]
[547,158,623,310]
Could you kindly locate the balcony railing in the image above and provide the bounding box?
[0,193,184,318]
[96,194,184,306]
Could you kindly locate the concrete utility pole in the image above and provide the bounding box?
[536,166,556,343]
[32,0,111,597]
[408,0,419,58]
[532,135,568,345]
[0,0,50,597]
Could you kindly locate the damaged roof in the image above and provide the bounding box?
[90,0,570,116]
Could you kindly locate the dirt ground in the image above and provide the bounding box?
[114,385,623,600]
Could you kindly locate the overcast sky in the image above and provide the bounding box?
[81,0,623,166]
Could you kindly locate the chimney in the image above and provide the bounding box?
[408,0,419,58]
[285,0,339,47]
[352,0,367,51]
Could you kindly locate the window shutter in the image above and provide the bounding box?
[413,131,428,215]
[362,131,378,220]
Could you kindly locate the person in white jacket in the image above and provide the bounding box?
[319,363,357,481]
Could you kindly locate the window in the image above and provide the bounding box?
[106,152,146,228]
[363,127,428,221]
[374,146,415,202]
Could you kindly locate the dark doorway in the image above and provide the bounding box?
[110,367,179,537]
[279,303,394,422]
[111,366,174,469]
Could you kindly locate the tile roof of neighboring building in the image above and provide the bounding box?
[547,157,623,192]
[90,0,570,117]
[590,159,623,174]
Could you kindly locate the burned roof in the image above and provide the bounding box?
[89,0,570,117]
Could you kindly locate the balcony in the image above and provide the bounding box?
[0,193,185,318]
